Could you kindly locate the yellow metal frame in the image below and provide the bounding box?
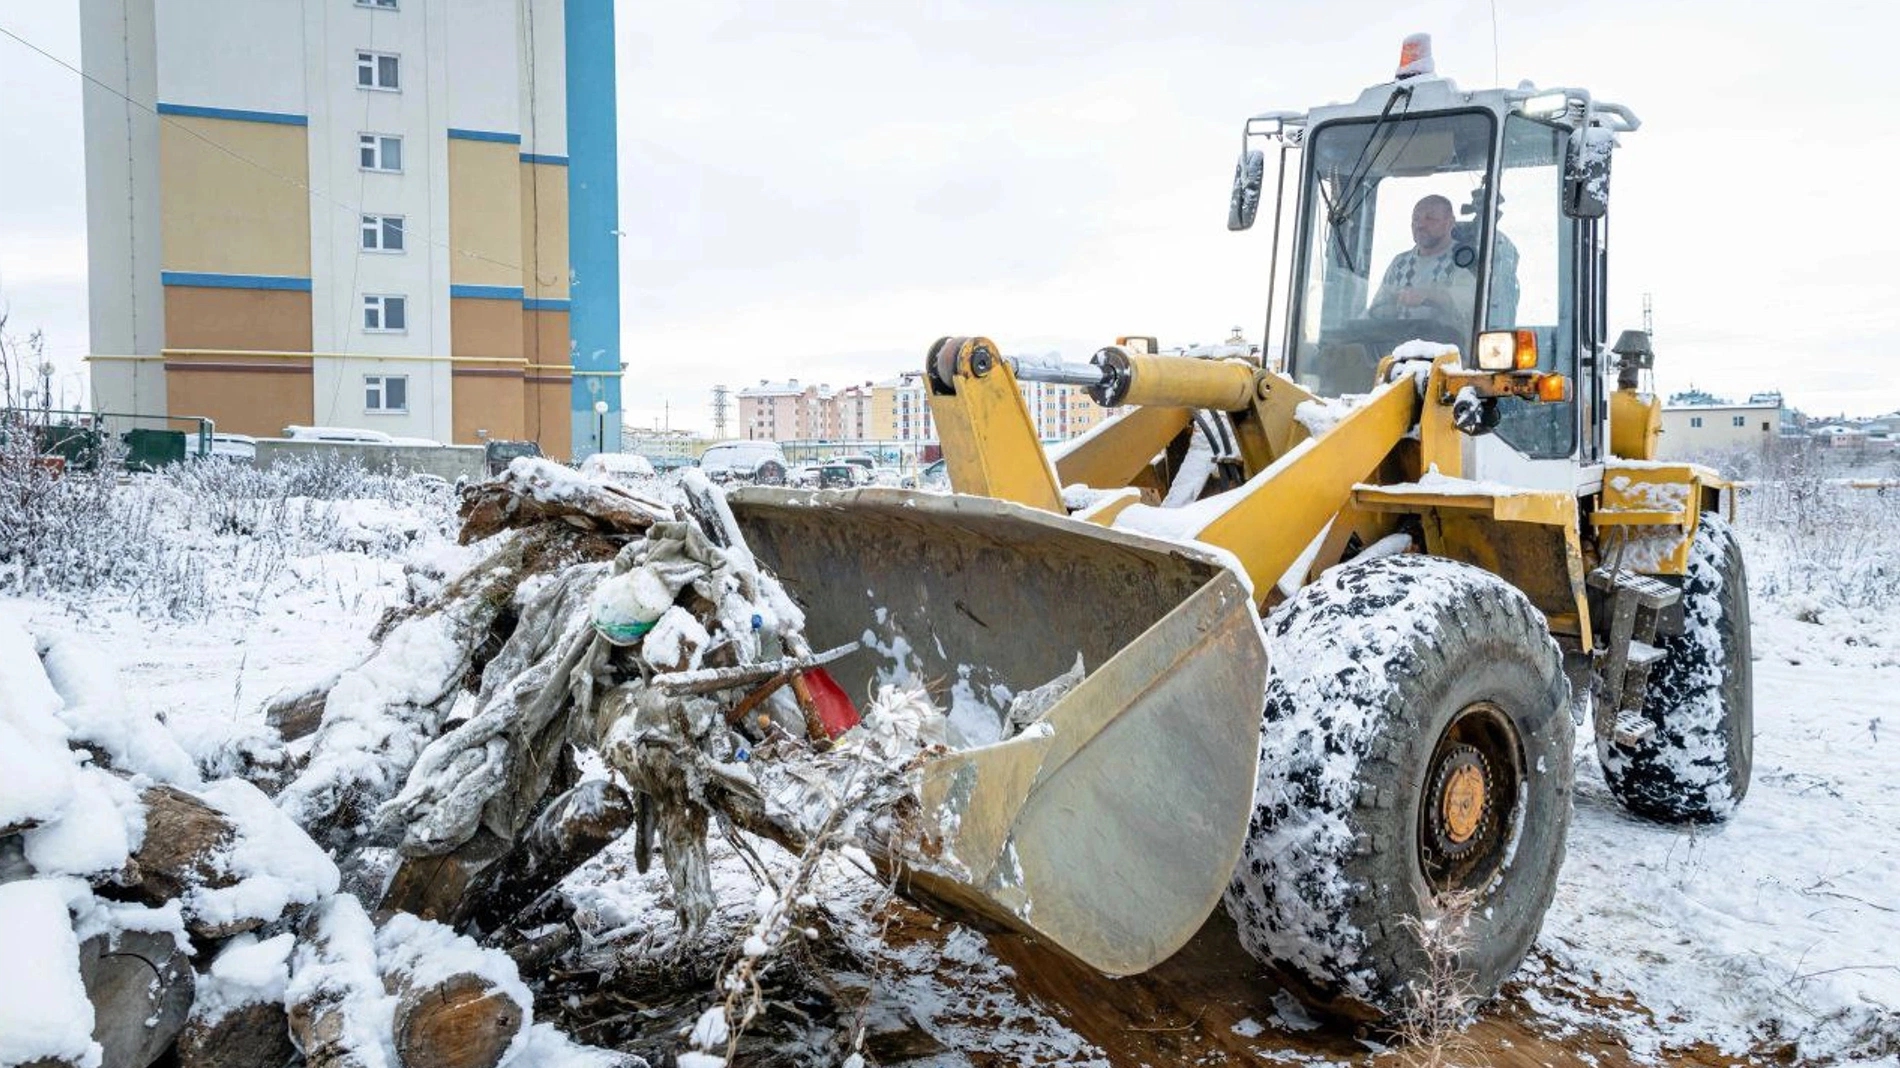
[924,340,1735,643]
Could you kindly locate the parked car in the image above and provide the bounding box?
[483,439,542,476]
[907,458,948,490]
[578,451,657,485]
[207,433,258,463]
[813,462,861,489]
[281,425,441,447]
[698,441,788,485]
[283,425,392,444]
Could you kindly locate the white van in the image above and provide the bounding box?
[283,425,392,444]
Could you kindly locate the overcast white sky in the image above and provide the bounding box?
[4,1,1897,434]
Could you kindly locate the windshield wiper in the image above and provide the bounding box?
[1316,86,1413,274]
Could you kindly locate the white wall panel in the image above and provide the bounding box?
[155,0,305,113]
[517,0,566,157]
[446,0,520,134]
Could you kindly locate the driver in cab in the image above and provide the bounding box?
[1367,194,1475,333]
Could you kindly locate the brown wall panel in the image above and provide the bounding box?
[525,377,572,461]
[165,357,312,437]
[451,298,525,358]
[522,308,570,367]
[164,287,313,352]
[452,370,527,445]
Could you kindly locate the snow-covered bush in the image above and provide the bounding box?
[1729,447,1900,611]
[0,443,456,619]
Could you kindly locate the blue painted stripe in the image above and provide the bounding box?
[523,298,571,312]
[157,102,307,126]
[447,128,521,144]
[161,271,312,292]
[450,284,525,301]
[520,153,569,166]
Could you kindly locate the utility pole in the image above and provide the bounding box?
[1642,292,1654,338]
[711,385,730,439]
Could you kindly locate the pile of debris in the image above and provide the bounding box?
[268,460,955,1062]
[0,611,631,1068]
[2,457,968,1068]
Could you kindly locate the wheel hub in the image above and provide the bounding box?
[1433,746,1492,854]
[1418,703,1521,893]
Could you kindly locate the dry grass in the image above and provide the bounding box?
[1394,888,1490,1068]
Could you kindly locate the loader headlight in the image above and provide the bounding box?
[1476,330,1538,372]
[1522,91,1569,118]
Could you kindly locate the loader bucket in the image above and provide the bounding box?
[727,487,1268,976]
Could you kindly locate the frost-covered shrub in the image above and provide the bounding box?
[0,440,456,619]
[1727,445,1900,611]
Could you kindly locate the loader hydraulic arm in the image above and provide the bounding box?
[923,336,1442,606]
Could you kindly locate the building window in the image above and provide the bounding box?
[359,133,402,172]
[355,0,399,8]
[363,294,406,332]
[1762,422,1771,432]
[357,51,399,90]
[360,214,404,252]
[1732,415,1745,427]
[1689,416,1703,428]
[364,374,408,413]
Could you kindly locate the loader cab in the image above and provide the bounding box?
[1243,68,1633,483]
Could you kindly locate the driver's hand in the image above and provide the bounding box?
[1397,287,1427,308]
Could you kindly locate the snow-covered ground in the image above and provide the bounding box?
[3,466,1897,1066]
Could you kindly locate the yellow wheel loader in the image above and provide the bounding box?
[727,37,1753,1021]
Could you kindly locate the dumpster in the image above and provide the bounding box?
[122,428,188,471]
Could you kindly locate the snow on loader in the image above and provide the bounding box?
[727,36,1753,1021]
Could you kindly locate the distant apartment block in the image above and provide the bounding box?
[80,0,621,459]
[739,366,1118,446]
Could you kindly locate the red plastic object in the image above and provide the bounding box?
[802,667,861,739]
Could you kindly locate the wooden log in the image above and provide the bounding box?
[78,929,195,1068]
[117,783,272,939]
[458,467,668,544]
[287,899,385,1068]
[175,1001,296,1068]
[464,779,636,933]
[378,830,513,924]
[128,785,233,903]
[390,972,525,1068]
[264,683,330,743]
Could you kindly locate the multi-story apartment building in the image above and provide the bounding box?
[80,0,621,459]
[736,380,813,441]
[735,357,1121,448]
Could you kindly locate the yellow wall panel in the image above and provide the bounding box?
[160,117,309,277]
[519,161,569,300]
[449,141,523,287]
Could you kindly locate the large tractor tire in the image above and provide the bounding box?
[1599,514,1752,823]
[1223,555,1574,1021]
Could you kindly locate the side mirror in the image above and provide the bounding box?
[1228,149,1265,231]
[1563,128,1611,219]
